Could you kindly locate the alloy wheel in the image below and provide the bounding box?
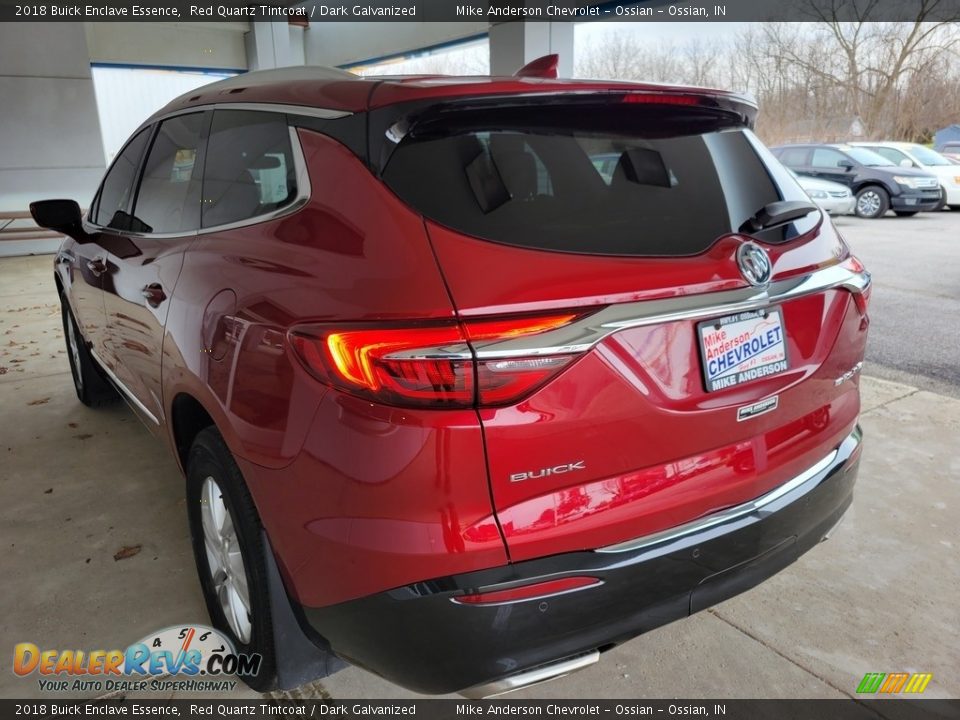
[200,476,252,643]
[857,191,882,217]
[66,316,83,392]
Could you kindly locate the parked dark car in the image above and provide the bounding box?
[31,64,870,697]
[771,143,941,218]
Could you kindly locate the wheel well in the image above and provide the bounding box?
[855,182,890,196]
[171,393,215,471]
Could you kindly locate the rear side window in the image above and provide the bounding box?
[811,148,849,169]
[94,128,150,229]
[383,106,818,256]
[777,147,809,167]
[131,113,205,234]
[202,110,297,228]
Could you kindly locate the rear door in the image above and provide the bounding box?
[380,98,870,560]
[810,147,855,187]
[101,112,207,429]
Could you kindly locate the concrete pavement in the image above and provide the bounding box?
[1,253,957,701]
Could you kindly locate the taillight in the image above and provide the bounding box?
[289,312,587,409]
[841,255,871,314]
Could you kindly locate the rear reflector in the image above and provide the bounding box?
[289,312,589,409]
[454,576,602,606]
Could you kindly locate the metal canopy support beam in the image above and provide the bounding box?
[488,22,574,77]
[246,22,299,71]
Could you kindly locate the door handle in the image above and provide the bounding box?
[86,257,107,277]
[141,283,167,308]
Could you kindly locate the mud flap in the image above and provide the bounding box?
[262,532,348,691]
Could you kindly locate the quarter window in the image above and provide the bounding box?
[130,113,205,234]
[202,111,297,228]
[93,128,150,229]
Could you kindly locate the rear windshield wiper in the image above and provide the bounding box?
[739,200,819,233]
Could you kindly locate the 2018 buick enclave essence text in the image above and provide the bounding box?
[32,62,870,697]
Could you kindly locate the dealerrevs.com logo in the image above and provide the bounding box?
[13,625,261,693]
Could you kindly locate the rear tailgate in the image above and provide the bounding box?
[379,94,871,561]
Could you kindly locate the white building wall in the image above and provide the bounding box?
[91,66,236,162]
[0,22,105,256]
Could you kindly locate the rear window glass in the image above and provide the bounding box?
[382,107,818,256]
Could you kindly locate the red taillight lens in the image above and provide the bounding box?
[290,312,588,409]
[841,255,871,314]
[290,325,473,407]
[475,355,575,406]
[620,92,701,106]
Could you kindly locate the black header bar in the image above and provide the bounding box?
[1,0,958,22]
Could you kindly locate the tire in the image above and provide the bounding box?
[186,427,277,691]
[854,186,890,218]
[949,205,960,211]
[894,211,919,217]
[61,298,118,407]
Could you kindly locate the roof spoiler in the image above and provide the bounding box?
[514,54,559,79]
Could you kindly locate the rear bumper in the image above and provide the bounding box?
[300,426,863,695]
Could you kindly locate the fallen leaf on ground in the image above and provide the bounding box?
[27,398,50,405]
[74,433,94,440]
[113,545,142,561]
[68,422,78,428]
[44,488,53,494]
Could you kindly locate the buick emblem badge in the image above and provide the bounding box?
[737,242,772,288]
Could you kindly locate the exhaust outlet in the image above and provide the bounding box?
[459,650,601,699]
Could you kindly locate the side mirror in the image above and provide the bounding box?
[899,159,914,168]
[29,199,86,239]
[838,160,855,171]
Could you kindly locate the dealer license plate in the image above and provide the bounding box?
[698,308,789,392]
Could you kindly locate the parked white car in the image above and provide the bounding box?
[852,141,960,210]
[790,170,855,215]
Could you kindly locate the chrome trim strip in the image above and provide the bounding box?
[459,651,600,699]
[596,427,862,555]
[470,263,871,360]
[82,125,312,240]
[381,343,473,361]
[90,350,160,426]
[146,102,350,125]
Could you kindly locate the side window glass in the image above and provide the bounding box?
[875,148,908,166]
[810,148,847,169]
[94,128,151,229]
[777,148,808,167]
[203,110,297,228]
[130,113,205,234]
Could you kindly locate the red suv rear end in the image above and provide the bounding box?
[37,66,869,697]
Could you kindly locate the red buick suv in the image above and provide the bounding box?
[32,62,870,697]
